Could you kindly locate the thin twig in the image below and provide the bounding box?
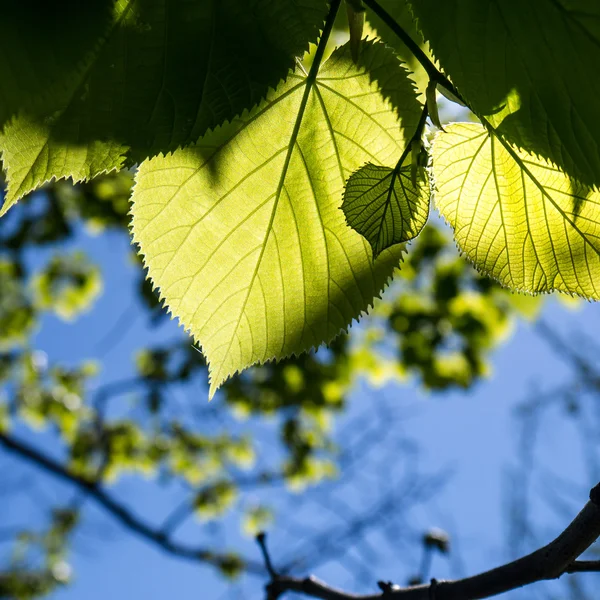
[361,0,464,105]
[257,533,278,579]
[566,561,600,573]
[259,481,600,599]
[0,431,264,575]
[361,0,438,80]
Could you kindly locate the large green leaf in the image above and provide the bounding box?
[342,163,429,258]
[131,41,421,397]
[408,0,600,187]
[0,0,327,215]
[433,123,600,299]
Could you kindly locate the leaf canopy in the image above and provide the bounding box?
[342,163,429,258]
[0,0,327,214]
[131,41,421,396]
[433,123,600,299]
[0,0,114,128]
[408,0,600,187]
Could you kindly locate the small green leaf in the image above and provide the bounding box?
[437,82,466,108]
[194,481,237,520]
[131,41,421,397]
[342,163,429,258]
[32,253,103,321]
[242,505,274,537]
[0,261,36,350]
[433,123,600,299]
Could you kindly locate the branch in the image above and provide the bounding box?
[567,561,600,573]
[0,431,264,575]
[258,483,600,599]
[0,570,57,598]
[361,0,438,81]
[394,103,429,172]
[361,0,464,103]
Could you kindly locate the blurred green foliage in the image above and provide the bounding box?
[0,261,36,349]
[31,252,102,321]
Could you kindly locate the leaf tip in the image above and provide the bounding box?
[207,384,217,402]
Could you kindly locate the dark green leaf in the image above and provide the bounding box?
[0,0,328,212]
[342,163,429,258]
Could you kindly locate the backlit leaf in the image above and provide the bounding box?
[433,123,600,299]
[342,163,429,258]
[365,0,432,95]
[131,41,421,397]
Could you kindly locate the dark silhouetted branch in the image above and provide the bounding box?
[567,561,600,573]
[361,0,438,81]
[258,484,600,599]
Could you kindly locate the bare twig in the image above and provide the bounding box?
[257,533,278,579]
[259,482,600,599]
[567,561,600,573]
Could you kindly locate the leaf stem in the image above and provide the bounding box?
[307,0,343,84]
[395,103,429,172]
[362,0,465,102]
[363,0,534,187]
[362,0,520,178]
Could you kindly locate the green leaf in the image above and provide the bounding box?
[408,0,600,187]
[0,261,36,350]
[0,120,129,217]
[0,1,115,128]
[342,163,429,258]
[131,41,421,397]
[433,123,600,299]
[242,505,274,537]
[0,0,328,214]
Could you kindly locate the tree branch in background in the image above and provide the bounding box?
[256,482,600,600]
[0,431,264,575]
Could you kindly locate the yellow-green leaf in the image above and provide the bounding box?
[433,123,600,299]
[131,41,421,397]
